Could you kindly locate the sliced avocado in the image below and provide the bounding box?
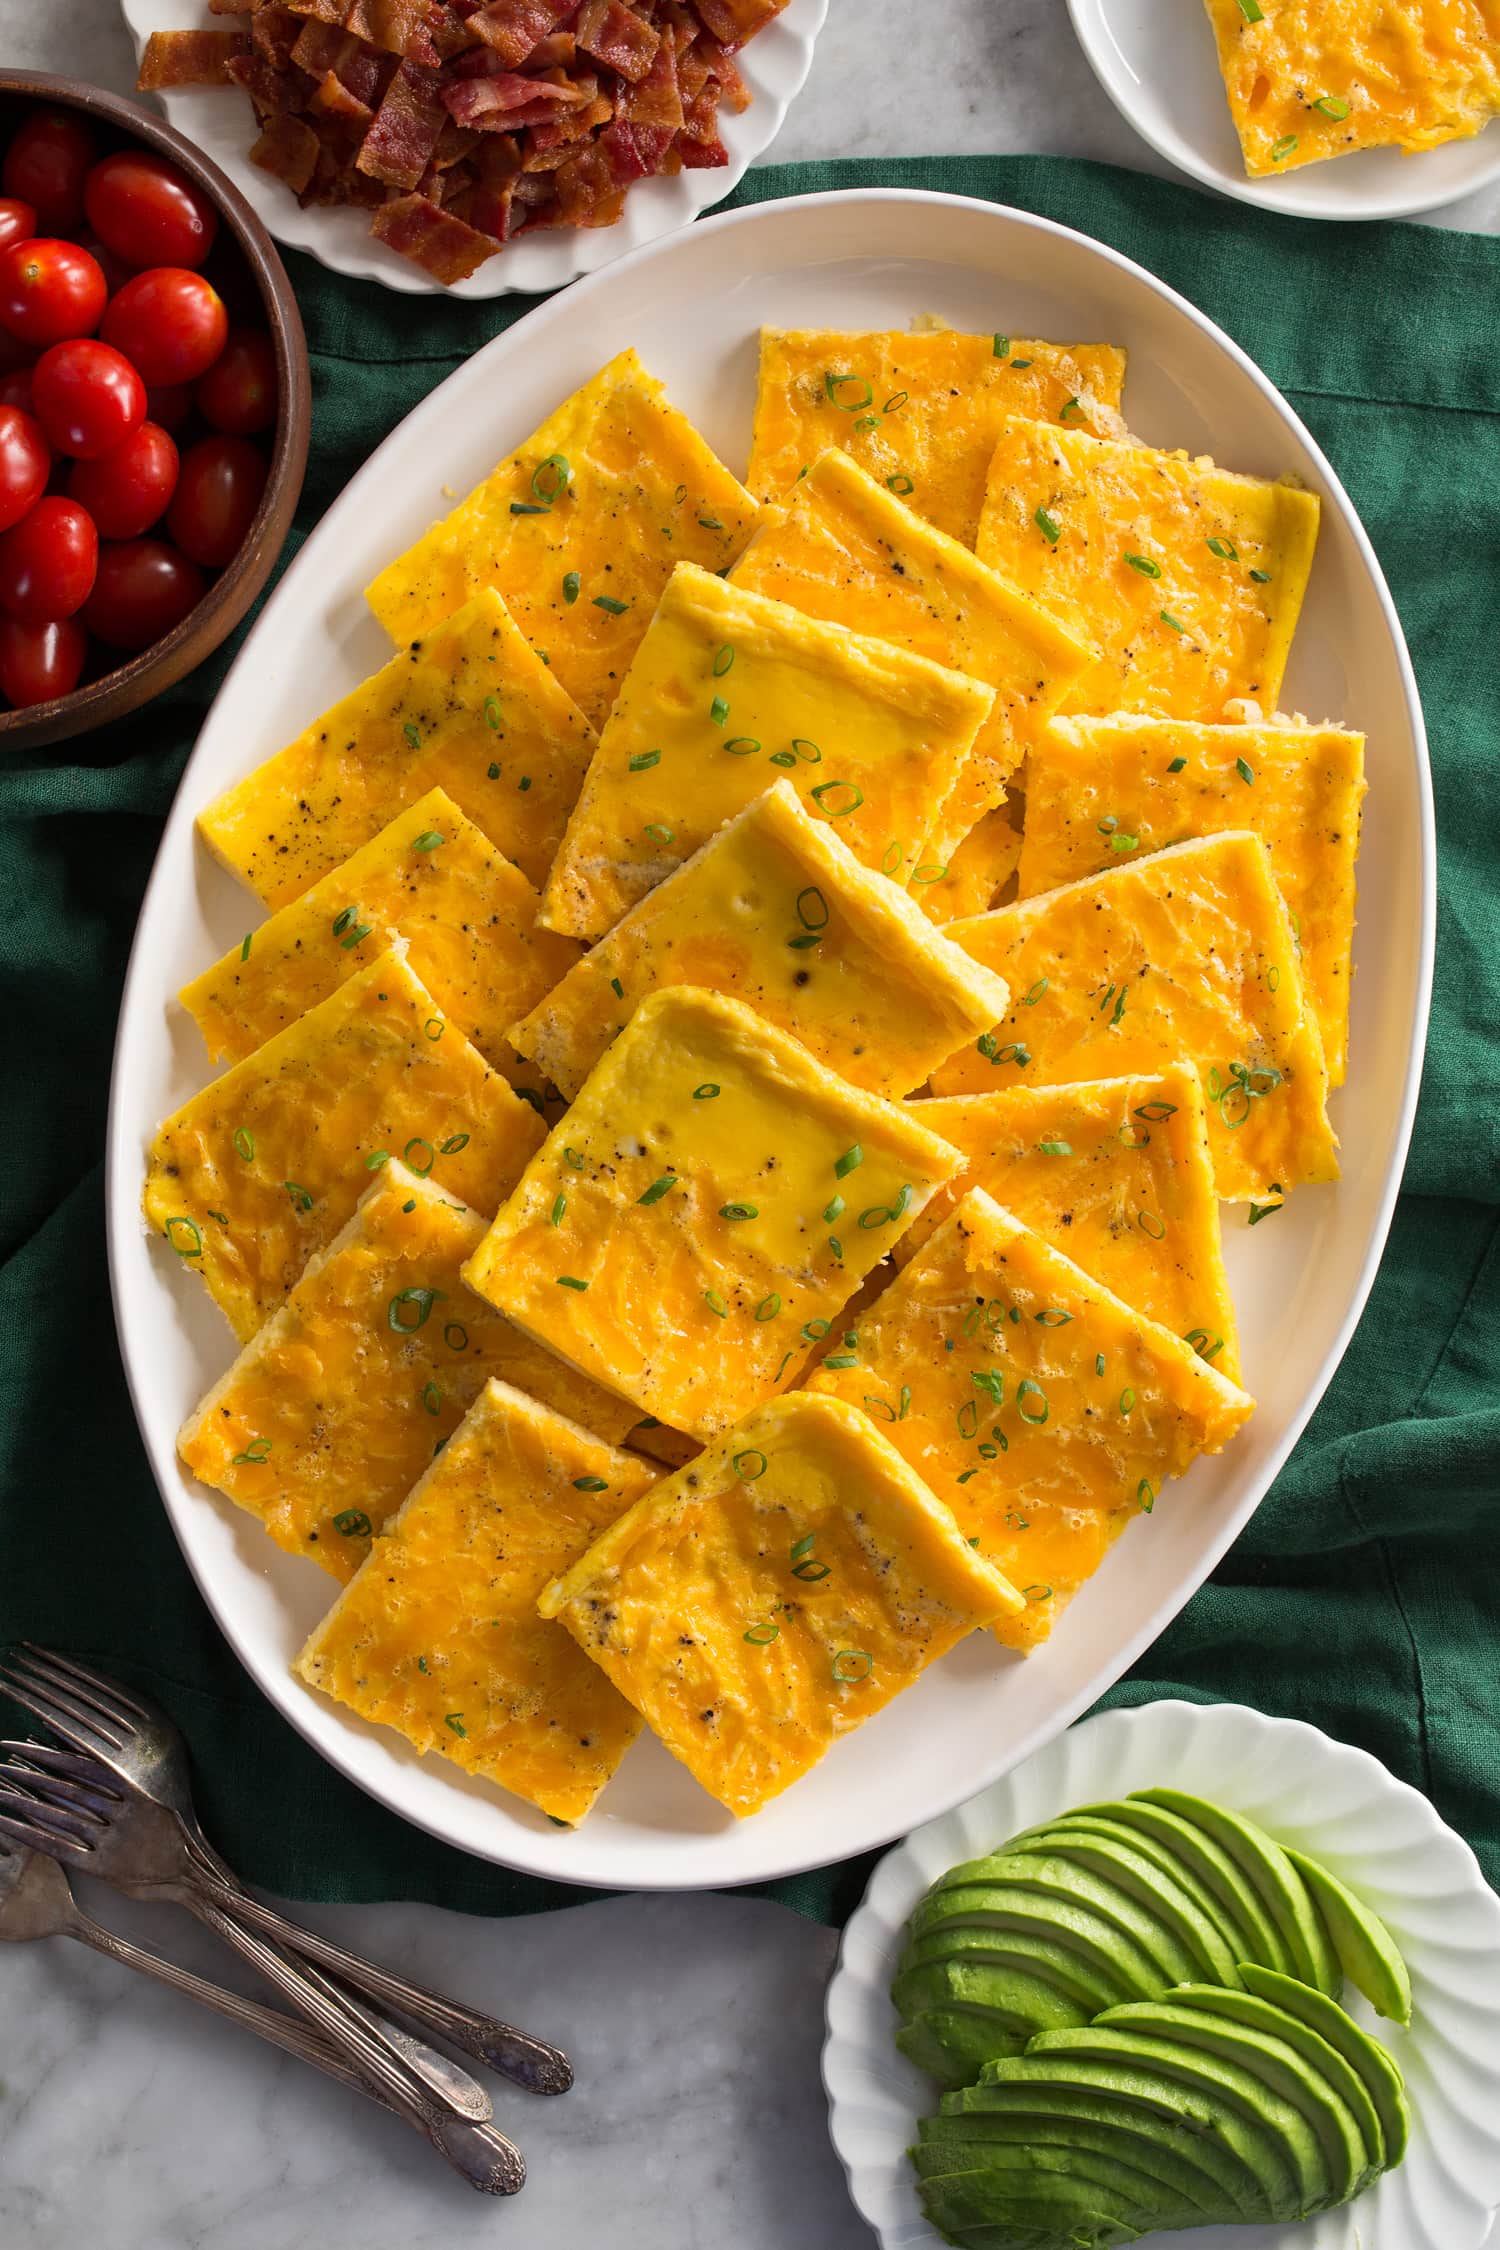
[898,2008,1026,2088]
[1091,1998,1373,2203]
[900,1925,1138,2014]
[917,2160,1164,2242]
[917,2106,1250,2217]
[1240,1963,1411,2169]
[914,2138,1210,2228]
[1072,1797,1294,1976]
[929,1853,1201,1987]
[1009,1813,1250,1978]
[894,1956,1092,2034]
[1284,1846,1413,2026]
[928,2083,1273,2217]
[1161,1980,1387,2169]
[1001,1823,1242,1988]
[910,1881,1168,2002]
[1023,2025,1331,2213]
[1133,1789,1340,1995]
[970,2050,1304,2217]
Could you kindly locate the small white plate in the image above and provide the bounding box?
[118,0,828,295]
[1067,0,1500,222]
[824,1700,1500,2250]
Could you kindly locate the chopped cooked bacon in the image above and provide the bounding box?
[141,0,778,279]
[137,28,248,85]
[357,58,448,185]
[370,190,499,278]
[575,0,660,82]
[467,0,573,65]
[249,110,323,188]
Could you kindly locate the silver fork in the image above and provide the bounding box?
[0,1837,525,2192]
[0,1645,571,2096]
[0,1759,524,2195]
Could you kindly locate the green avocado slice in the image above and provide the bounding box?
[1160,1980,1387,2169]
[910,1881,1168,2001]
[1001,1824,1243,1987]
[1132,1790,1340,1995]
[1239,1964,1411,2169]
[917,2103,1263,2217]
[1091,1998,1374,2203]
[930,1853,1201,1987]
[899,1925,1138,2014]
[929,2084,1272,2217]
[1008,1813,1251,1977]
[1067,1798,1293,1975]
[898,2009,1026,2088]
[1021,2026,1331,2212]
[894,1957,1092,2034]
[1284,1846,1414,2026]
[917,2160,1164,2244]
[968,2050,1304,2217]
[914,2139,1211,2229]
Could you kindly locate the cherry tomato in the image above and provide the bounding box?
[75,229,133,301]
[0,199,36,253]
[84,536,203,649]
[85,151,219,273]
[196,328,276,437]
[101,267,227,387]
[2,112,94,234]
[144,380,194,433]
[0,404,49,531]
[0,368,32,412]
[32,339,145,461]
[167,433,265,567]
[0,495,98,622]
[0,238,106,348]
[69,420,177,540]
[0,612,86,706]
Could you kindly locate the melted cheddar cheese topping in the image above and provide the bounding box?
[1019,715,1366,1084]
[975,417,1320,722]
[297,1378,657,1820]
[463,986,964,1439]
[177,1167,644,1580]
[539,562,995,940]
[365,348,760,725]
[538,1392,1022,1818]
[931,834,1339,1202]
[181,788,580,1083]
[197,589,597,905]
[805,1191,1255,1650]
[748,329,1129,545]
[906,1069,1241,1384]
[511,780,1011,1102]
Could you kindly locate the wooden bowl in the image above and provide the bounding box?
[0,70,311,752]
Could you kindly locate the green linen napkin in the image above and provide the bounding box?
[1,157,1495,1925]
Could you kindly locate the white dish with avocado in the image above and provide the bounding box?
[824,1700,1500,2248]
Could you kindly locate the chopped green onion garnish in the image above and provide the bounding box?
[594,594,628,615]
[1111,833,1139,852]
[412,830,443,851]
[1125,553,1161,578]
[365,1149,390,1171]
[1038,1139,1072,1156]
[802,1318,830,1342]
[710,696,729,725]
[284,1180,313,1212]
[1016,1378,1049,1425]
[439,1133,469,1155]
[388,1286,443,1333]
[1138,1480,1156,1514]
[713,644,735,677]
[402,721,421,750]
[1167,755,1188,773]
[834,1145,863,1178]
[1271,135,1298,162]
[231,1436,271,1465]
[824,370,874,410]
[1313,94,1350,119]
[755,1294,781,1322]
[637,1175,678,1205]
[1024,978,1048,1005]
[485,697,501,731]
[232,1127,255,1162]
[1250,566,1273,583]
[443,1322,468,1350]
[1120,1388,1137,1414]
[823,1194,845,1224]
[424,1018,444,1042]
[165,1216,203,1258]
[810,779,864,818]
[1236,755,1255,784]
[693,1083,720,1101]
[703,1288,729,1318]
[1207,536,1238,560]
[422,1380,442,1416]
[644,822,675,846]
[532,452,571,502]
[557,1275,589,1291]
[993,334,1010,357]
[824,1352,857,1369]
[573,1475,608,1492]
[563,571,580,603]
[719,1202,757,1220]
[886,473,914,495]
[240,932,252,961]
[733,1450,767,1481]
[743,1619,780,1645]
[1035,506,1061,545]
[629,748,661,771]
[334,1508,372,1537]
[723,736,761,757]
[832,1649,872,1682]
[697,515,724,530]
[1249,1187,1285,1225]
[444,1713,467,1737]
[550,1194,566,1227]
[792,737,821,764]
[1237,0,1262,16]
[1160,609,1186,633]
[1060,395,1083,419]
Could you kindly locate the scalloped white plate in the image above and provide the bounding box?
[825,1700,1500,2250]
[1067,0,1500,223]
[117,0,827,295]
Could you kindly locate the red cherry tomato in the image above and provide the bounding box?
[0,404,49,531]
[0,612,86,706]
[196,328,276,437]
[100,267,227,387]
[167,433,266,568]
[0,368,32,412]
[0,495,98,622]
[2,112,94,233]
[69,421,177,540]
[32,339,145,460]
[0,238,107,349]
[0,199,36,253]
[84,151,219,272]
[75,229,133,301]
[84,536,203,649]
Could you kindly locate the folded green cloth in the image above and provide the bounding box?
[1,157,1495,1924]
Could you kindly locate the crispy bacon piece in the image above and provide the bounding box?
[523,31,576,70]
[467,0,573,65]
[249,110,323,189]
[310,67,374,123]
[575,0,660,83]
[282,0,345,20]
[697,37,750,110]
[370,190,499,278]
[618,36,682,130]
[208,0,252,13]
[690,0,785,47]
[137,29,248,85]
[357,58,449,186]
[678,126,727,167]
[251,6,304,68]
[344,0,444,65]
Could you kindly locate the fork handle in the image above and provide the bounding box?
[181,1888,524,2195]
[188,1840,572,2096]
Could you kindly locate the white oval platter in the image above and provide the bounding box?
[118,0,828,295]
[1068,0,1500,223]
[825,1699,1500,2250]
[107,187,1434,1891]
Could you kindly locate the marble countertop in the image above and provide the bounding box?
[1,4,1494,2247]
